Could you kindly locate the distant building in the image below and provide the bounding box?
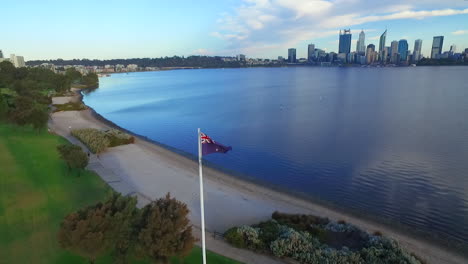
[449,44,456,54]
[9,54,26,68]
[288,48,296,63]
[431,36,444,59]
[307,44,315,61]
[236,54,246,61]
[378,30,387,62]
[0,50,3,59]
[398,39,408,61]
[339,29,352,54]
[366,44,375,64]
[413,39,423,62]
[278,56,284,62]
[356,30,366,54]
[337,53,347,63]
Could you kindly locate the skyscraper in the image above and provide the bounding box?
[356,30,365,54]
[308,44,315,61]
[431,36,444,59]
[413,39,423,62]
[366,44,375,64]
[450,44,457,54]
[378,29,387,62]
[390,40,399,64]
[338,29,352,54]
[288,48,296,63]
[398,39,408,61]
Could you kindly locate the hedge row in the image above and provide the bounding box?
[71,128,134,154]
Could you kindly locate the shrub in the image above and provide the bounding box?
[104,129,135,147]
[272,211,329,232]
[255,220,281,245]
[224,227,246,248]
[71,128,110,154]
[57,144,89,175]
[53,102,87,112]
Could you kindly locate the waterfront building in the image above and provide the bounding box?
[308,44,315,61]
[236,54,246,61]
[390,40,398,63]
[398,39,408,61]
[366,44,375,64]
[356,30,366,54]
[431,36,444,59]
[339,29,352,54]
[413,39,423,62]
[449,45,456,54]
[278,56,284,62]
[288,48,296,63]
[378,29,387,62]
[337,53,347,63]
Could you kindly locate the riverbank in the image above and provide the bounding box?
[49,90,467,264]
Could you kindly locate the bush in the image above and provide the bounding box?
[71,128,110,154]
[57,144,89,175]
[224,227,246,248]
[255,220,281,245]
[53,102,87,112]
[272,211,329,232]
[104,129,135,147]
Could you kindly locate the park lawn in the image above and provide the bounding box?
[0,123,242,264]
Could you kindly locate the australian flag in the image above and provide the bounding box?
[201,132,232,155]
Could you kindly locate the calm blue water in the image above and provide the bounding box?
[84,67,468,244]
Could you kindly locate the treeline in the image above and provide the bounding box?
[417,58,468,66]
[27,55,246,68]
[0,61,98,129]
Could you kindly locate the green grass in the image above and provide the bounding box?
[0,123,242,264]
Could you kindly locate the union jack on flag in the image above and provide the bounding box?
[200,132,232,155]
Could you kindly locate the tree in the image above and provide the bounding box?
[57,144,89,176]
[58,193,138,264]
[81,73,99,89]
[65,67,83,83]
[29,106,49,131]
[135,193,195,264]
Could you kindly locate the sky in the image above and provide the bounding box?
[2,0,468,60]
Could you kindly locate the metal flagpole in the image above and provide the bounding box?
[198,128,207,264]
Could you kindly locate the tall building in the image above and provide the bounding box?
[413,39,423,62]
[356,30,366,54]
[431,36,444,59]
[0,50,3,59]
[378,29,387,62]
[288,48,296,63]
[308,44,315,61]
[390,40,399,64]
[366,44,375,64]
[338,29,352,54]
[450,44,457,54]
[398,39,408,61]
[236,54,246,61]
[9,54,26,68]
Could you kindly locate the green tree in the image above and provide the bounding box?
[9,96,35,126]
[29,106,49,131]
[58,194,138,264]
[65,67,83,83]
[135,193,195,264]
[81,73,99,89]
[57,144,89,175]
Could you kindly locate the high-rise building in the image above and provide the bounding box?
[0,50,3,59]
[236,54,246,61]
[338,29,352,54]
[308,44,315,61]
[390,40,399,64]
[413,39,423,62]
[378,29,387,62]
[431,36,444,59]
[288,48,296,63]
[450,44,457,54]
[9,54,26,68]
[366,44,375,64]
[398,39,408,61]
[356,30,365,54]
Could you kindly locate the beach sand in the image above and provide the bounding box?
[48,93,467,264]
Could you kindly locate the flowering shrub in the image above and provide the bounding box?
[224,226,263,250]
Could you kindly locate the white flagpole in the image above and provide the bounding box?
[198,128,207,264]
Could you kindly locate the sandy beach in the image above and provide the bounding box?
[48,91,467,264]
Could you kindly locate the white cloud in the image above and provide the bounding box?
[452,30,468,35]
[211,0,468,57]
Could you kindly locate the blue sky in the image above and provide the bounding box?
[2,0,468,60]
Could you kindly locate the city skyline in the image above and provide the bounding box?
[2,1,468,60]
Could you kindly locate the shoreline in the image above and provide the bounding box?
[53,89,467,264]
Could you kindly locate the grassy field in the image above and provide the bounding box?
[0,123,241,264]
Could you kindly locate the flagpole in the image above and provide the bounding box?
[198,128,207,264]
